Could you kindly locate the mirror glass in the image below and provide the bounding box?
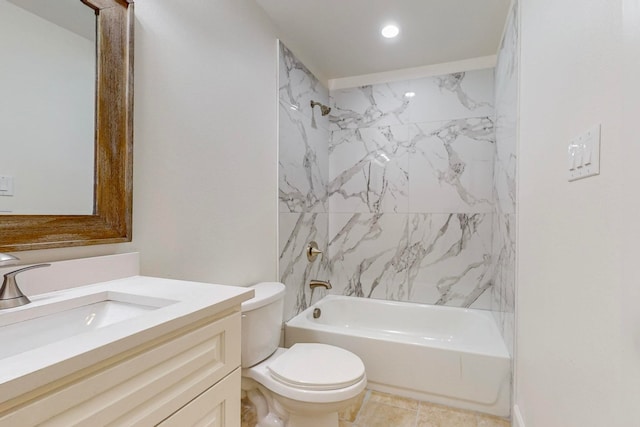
[0,0,95,215]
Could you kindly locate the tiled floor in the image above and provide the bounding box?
[242,389,510,427]
[338,390,510,427]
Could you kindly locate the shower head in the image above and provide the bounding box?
[310,100,331,116]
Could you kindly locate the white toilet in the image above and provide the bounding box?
[241,282,366,427]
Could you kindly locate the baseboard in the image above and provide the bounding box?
[513,405,526,427]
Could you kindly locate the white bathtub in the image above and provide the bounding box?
[285,295,510,417]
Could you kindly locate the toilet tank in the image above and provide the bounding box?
[241,282,286,367]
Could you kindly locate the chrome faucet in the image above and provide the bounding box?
[0,252,19,266]
[309,279,332,290]
[0,264,51,309]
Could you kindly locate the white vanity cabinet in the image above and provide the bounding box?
[0,274,252,427]
[158,369,241,427]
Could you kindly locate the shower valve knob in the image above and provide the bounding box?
[307,241,322,262]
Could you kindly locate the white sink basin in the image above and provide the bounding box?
[0,291,176,359]
[0,275,253,405]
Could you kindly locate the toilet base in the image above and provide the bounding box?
[242,379,347,427]
[286,412,338,427]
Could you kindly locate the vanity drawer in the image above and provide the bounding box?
[0,310,241,427]
[158,368,240,427]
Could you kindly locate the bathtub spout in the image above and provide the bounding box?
[309,279,331,290]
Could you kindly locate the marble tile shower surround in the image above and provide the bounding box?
[328,125,409,214]
[327,117,495,214]
[490,0,518,356]
[326,69,496,310]
[278,40,500,318]
[279,212,329,321]
[279,102,328,214]
[279,43,329,122]
[279,43,329,215]
[329,71,494,131]
[278,42,331,320]
[327,212,493,308]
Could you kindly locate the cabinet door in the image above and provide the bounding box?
[0,312,241,427]
[158,368,240,427]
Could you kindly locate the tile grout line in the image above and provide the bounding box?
[352,389,372,426]
[413,401,422,427]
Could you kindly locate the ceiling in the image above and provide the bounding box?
[256,0,511,83]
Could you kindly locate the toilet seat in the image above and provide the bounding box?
[242,345,367,404]
[268,343,365,391]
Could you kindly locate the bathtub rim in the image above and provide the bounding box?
[286,294,510,359]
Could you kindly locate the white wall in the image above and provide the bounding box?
[516,0,640,425]
[9,0,279,288]
[132,0,279,285]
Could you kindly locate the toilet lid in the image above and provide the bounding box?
[267,343,365,391]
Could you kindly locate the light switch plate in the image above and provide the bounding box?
[568,124,601,182]
[0,175,14,196]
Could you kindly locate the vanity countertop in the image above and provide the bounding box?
[0,276,253,404]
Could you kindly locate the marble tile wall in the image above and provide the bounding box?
[491,0,518,356]
[277,40,514,322]
[327,69,496,310]
[278,42,330,321]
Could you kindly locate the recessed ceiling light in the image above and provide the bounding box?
[404,92,416,98]
[381,24,399,39]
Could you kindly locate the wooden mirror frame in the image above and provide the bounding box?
[0,0,134,252]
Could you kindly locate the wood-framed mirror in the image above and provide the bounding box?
[0,0,134,251]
